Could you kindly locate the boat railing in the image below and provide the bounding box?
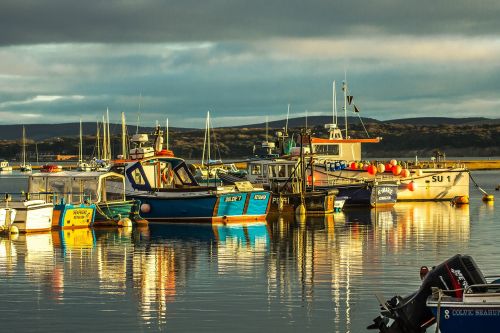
[465,283,500,294]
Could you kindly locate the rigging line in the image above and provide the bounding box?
[356,113,370,138]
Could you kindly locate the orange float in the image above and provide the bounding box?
[392,165,402,175]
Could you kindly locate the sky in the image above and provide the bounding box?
[1,0,500,128]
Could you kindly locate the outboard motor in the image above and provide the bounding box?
[367,254,486,333]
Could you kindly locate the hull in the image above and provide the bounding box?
[11,201,53,233]
[94,200,144,225]
[397,169,469,201]
[313,166,469,201]
[52,203,96,229]
[316,182,397,207]
[428,302,500,333]
[128,191,271,223]
[270,191,336,215]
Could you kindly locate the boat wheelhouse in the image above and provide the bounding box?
[28,171,141,228]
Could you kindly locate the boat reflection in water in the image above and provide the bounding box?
[0,201,472,332]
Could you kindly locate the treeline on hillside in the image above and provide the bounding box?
[0,123,498,160]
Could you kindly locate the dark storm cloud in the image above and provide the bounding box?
[1,0,500,45]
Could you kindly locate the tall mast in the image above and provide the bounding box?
[102,115,107,160]
[121,112,127,159]
[165,118,169,151]
[96,120,101,160]
[333,80,337,126]
[79,118,83,164]
[285,104,290,135]
[343,78,348,138]
[136,93,142,135]
[22,125,26,166]
[207,111,211,164]
[106,108,111,160]
[265,116,269,142]
[202,111,209,166]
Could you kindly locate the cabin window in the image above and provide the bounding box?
[82,179,98,203]
[314,144,340,155]
[251,164,262,175]
[131,168,146,185]
[103,176,124,202]
[176,166,195,185]
[29,177,47,200]
[47,178,70,204]
[71,178,83,204]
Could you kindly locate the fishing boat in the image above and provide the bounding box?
[10,199,54,233]
[29,171,143,228]
[123,155,271,223]
[244,148,396,208]
[0,160,13,172]
[304,80,469,201]
[19,126,32,172]
[245,158,338,214]
[368,254,500,333]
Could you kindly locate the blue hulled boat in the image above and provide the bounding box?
[123,155,271,223]
[427,283,500,333]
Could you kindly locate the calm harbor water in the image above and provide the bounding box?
[0,171,498,332]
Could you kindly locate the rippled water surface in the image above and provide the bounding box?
[0,171,498,332]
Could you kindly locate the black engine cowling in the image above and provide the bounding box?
[367,254,486,333]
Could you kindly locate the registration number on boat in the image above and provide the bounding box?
[224,196,242,202]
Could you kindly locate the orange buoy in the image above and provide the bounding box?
[385,163,392,172]
[390,159,398,166]
[367,164,377,175]
[377,163,385,173]
[350,162,357,170]
[452,195,469,205]
[392,165,402,176]
[407,181,417,191]
[400,169,410,178]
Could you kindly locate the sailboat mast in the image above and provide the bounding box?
[106,108,111,160]
[343,79,348,138]
[102,115,107,160]
[207,111,211,163]
[165,118,169,151]
[79,118,83,163]
[121,112,127,159]
[96,120,101,160]
[286,104,290,135]
[333,80,337,125]
[22,125,26,166]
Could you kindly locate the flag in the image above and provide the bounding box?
[353,105,360,113]
[347,95,353,105]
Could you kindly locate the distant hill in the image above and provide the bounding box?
[382,117,499,126]
[0,116,497,141]
[0,123,192,141]
[229,116,499,129]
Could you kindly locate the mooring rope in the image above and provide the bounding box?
[469,172,488,195]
